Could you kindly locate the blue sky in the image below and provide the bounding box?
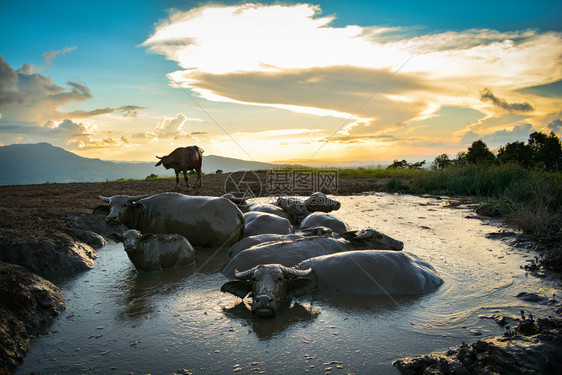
[1,1,561,163]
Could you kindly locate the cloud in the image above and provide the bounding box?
[481,123,534,146]
[117,105,146,118]
[0,56,23,108]
[134,113,200,141]
[547,119,561,134]
[0,57,145,123]
[68,134,131,150]
[0,117,130,150]
[43,119,90,135]
[63,105,147,119]
[459,123,534,148]
[43,46,76,65]
[479,88,534,112]
[459,131,480,145]
[177,65,430,132]
[143,3,562,145]
[155,113,190,138]
[0,56,147,152]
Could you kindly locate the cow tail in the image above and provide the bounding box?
[197,146,204,172]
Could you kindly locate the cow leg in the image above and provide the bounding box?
[183,171,190,192]
[174,171,181,190]
[195,168,202,188]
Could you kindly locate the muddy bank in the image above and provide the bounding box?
[394,316,562,374]
[0,261,65,374]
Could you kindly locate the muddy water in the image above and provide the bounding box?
[18,194,560,374]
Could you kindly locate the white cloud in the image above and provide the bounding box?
[155,113,188,137]
[143,3,562,144]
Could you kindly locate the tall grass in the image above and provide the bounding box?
[382,164,532,197]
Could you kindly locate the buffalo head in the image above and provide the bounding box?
[121,229,156,253]
[99,195,148,227]
[275,197,310,225]
[342,228,404,250]
[154,155,171,168]
[304,192,341,212]
[221,264,315,317]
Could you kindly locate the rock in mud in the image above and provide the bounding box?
[0,261,65,374]
[0,230,97,279]
[516,292,551,305]
[70,212,126,237]
[394,317,562,375]
[70,229,107,249]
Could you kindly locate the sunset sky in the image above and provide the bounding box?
[1,0,561,165]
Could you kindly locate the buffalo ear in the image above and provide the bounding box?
[221,281,252,299]
[93,204,110,216]
[108,232,124,242]
[287,277,317,298]
[140,233,156,242]
[127,202,147,228]
[341,230,358,241]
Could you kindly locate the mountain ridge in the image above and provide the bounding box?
[0,143,276,185]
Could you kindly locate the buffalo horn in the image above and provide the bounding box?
[156,155,163,159]
[280,266,312,278]
[99,196,111,202]
[234,267,256,280]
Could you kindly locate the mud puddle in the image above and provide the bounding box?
[17,194,560,374]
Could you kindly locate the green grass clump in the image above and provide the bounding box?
[400,164,530,197]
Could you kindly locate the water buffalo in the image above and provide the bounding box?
[226,227,334,258]
[155,146,203,191]
[275,193,341,225]
[222,194,290,220]
[221,251,443,317]
[275,196,310,225]
[303,192,341,212]
[221,228,404,278]
[243,212,293,238]
[99,193,244,248]
[227,234,303,258]
[119,229,194,272]
[300,212,350,234]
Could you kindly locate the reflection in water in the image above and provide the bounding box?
[116,245,230,320]
[312,293,422,314]
[117,265,196,320]
[223,301,320,340]
[17,194,561,375]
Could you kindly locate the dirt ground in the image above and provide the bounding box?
[0,172,387,237]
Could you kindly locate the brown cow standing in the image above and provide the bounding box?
[155,146,203,191]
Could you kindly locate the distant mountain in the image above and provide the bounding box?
[0,143,275,186]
